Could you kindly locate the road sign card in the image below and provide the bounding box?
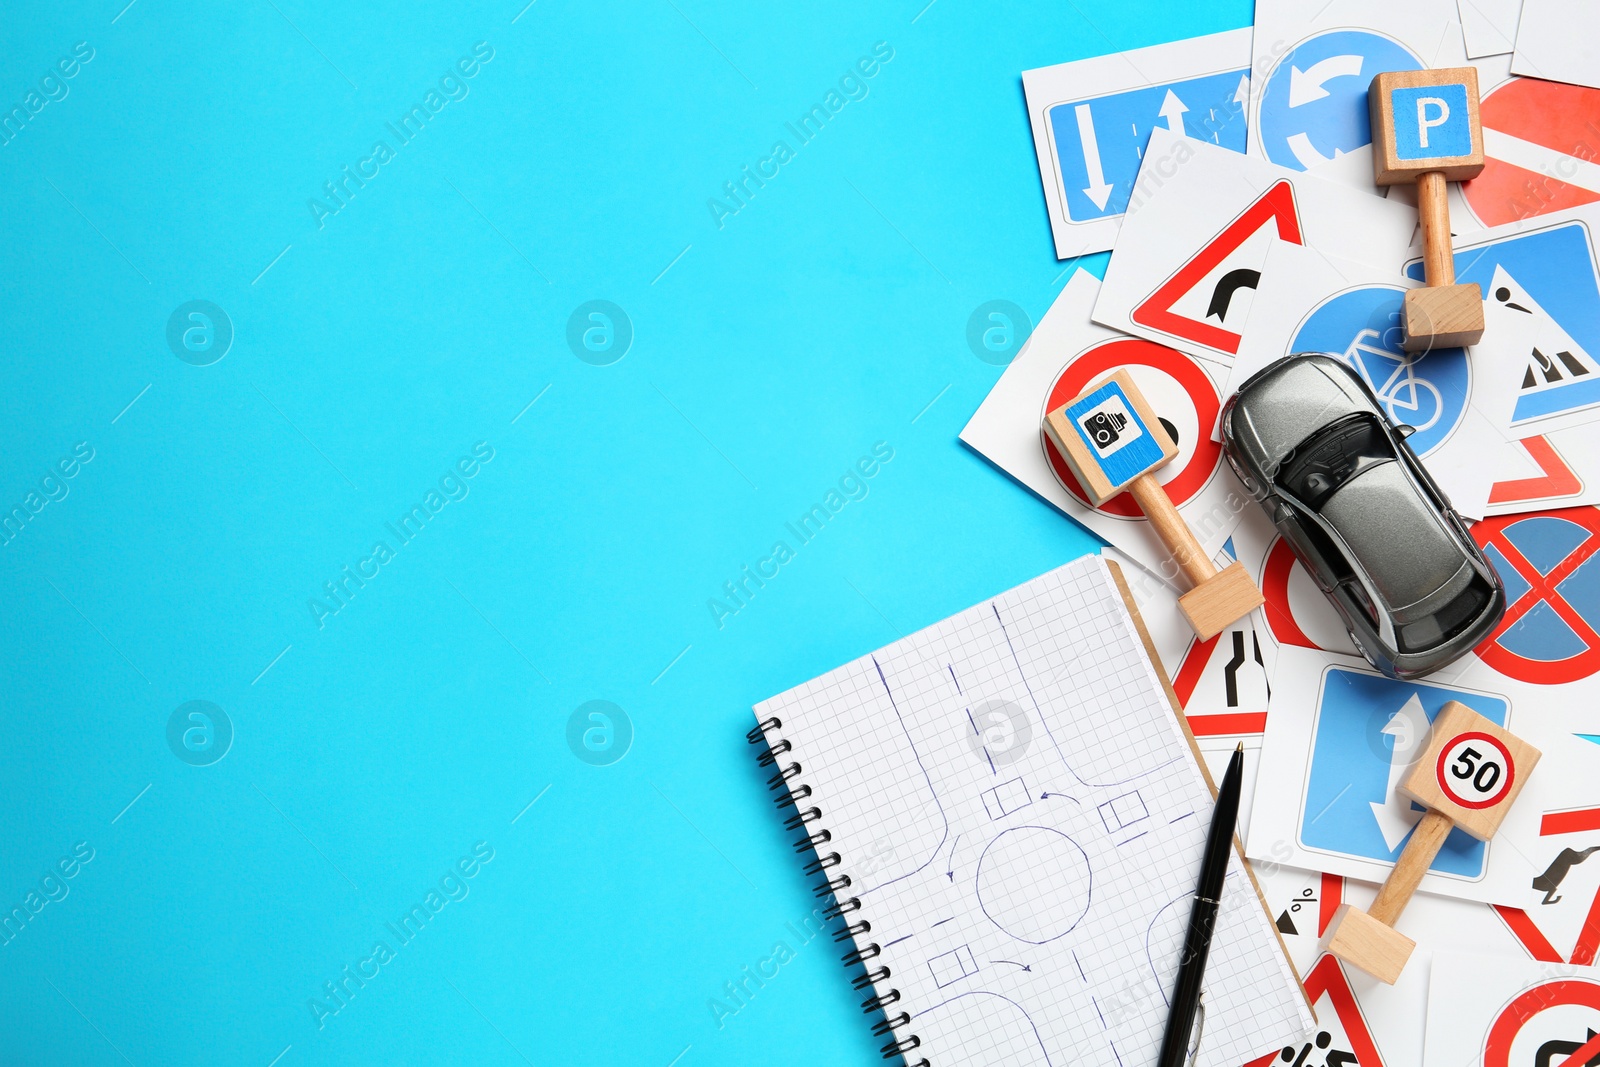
[1462,75,1600,228]
[1092,128,1420,368]
[1456,0,1521,58]
[1245,645,1568,907]
[1223,242,1514,519]
[961,270,1249,586]
[1485,425,1600,516]
[1424,951,1600,1067]
[1248,0,1469,183]
[1405,208,1600,437]
[1022,29,1253,260]
[1513,0,1600,92]
[1470,507,1600,685]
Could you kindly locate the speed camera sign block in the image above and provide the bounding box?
[1043,369,1177,505]
[1326,700,1540,984]
[1044,370,1263,640]
[1399,700,1540,840]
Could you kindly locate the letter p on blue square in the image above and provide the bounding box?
[1391,83,1472,160]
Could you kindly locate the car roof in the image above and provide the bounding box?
[1318,460,1470,615]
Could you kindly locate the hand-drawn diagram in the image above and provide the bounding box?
[1097,790,1150,836]
[914,991,1056,1067]
[976,826,1093,944]
[929,945,981,988]
[756,556,1312,1066]
[983,778,1034,821]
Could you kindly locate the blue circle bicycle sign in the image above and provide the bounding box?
[1291,285,1470,456]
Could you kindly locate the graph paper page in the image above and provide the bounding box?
[755,555,1312,1067]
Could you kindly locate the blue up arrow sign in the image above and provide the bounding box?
[1047,69,1249,223]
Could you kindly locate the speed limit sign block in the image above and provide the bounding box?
[1043,370,1263,639]
[1325,701,1540,983]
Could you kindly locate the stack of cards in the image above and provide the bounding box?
[962,2,1600,1062]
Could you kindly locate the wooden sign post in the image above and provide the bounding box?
[1369,66,1487,351]
[1325,701,1541,984]
[1043,370,1263,640]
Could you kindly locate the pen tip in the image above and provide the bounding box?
[1235,742,1244,753]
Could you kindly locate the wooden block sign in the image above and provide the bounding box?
[1370,67,1485,186]
[1398,700,1538,841]
[1325,700,1540,984]
[1368,67,1487,351]
[1043,371,1261,640]
[1042,369,1176,506]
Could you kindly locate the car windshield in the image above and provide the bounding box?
[1276,414,1394,509]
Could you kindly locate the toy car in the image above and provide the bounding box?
[1220,354,1504,679]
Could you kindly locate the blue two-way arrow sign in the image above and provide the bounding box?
[1047,68,1250,223]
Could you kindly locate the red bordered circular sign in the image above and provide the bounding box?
[1484,979,1600,1067]
[1472,507,1600,684]
[1436,731,1515,810]
[1040,337,1221,517]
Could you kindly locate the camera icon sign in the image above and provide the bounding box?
[1076,395,1143,457]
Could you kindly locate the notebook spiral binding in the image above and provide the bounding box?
[748,716,929,1067]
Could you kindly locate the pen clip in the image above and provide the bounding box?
[1186,993,1207,1067]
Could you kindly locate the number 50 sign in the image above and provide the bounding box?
[1436,732,1515,810]
[1401,702,1539,840]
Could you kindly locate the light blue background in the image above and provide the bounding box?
[0,2,1247,1064]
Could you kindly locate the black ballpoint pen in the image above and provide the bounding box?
[1156,742,1244,1067]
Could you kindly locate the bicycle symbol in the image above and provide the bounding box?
[1291,285,1469,456]
[1343,328,1443,433]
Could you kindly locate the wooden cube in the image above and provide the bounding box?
[1399,701,1541,840]
[1370,68,1485,186]
[1325,903,1415,985]
[1402,284,1485,351]
[1178,561,1265,640]
[1042,370,1177,506]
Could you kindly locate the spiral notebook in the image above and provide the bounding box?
[749,554,1312,1067]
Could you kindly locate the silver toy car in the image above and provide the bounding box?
[1220,354,1504,679]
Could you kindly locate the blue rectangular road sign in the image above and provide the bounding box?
[1390,83,1474,160]
[1302,667,1508,878]
[1406,220,1600,427]
[1047,68,1249,223]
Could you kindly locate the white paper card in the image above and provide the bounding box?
[1223,241,1523,519]
[1092,128,1420,368]
[1513,0,1600,90]
[1458,0,1522,58]
[1246,642,1600,909]
[1022,29,1254,260]
[1424,952,1600,1066]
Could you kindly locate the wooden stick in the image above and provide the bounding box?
[1417,171,1455,288]
[1127,473,1216,586]
[1369,809,1453,925]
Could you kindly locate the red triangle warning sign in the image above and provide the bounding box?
[1290,954,1386,1067]
[1489,435,1585,507]
[1132,180,1303,356]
